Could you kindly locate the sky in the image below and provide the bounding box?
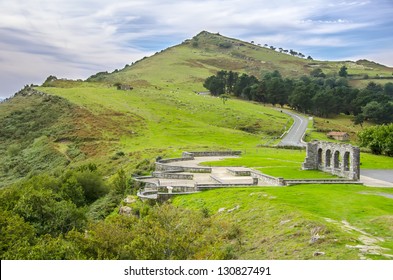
[1,0,393,99]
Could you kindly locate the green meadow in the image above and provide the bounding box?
[173,185,393,259]
[200,147,393,177]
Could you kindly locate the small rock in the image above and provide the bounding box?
[227,205,240,213]
[119,206,132,216]
[313,251,325,257]
[218,208,226,213]
[124,196,137,204]
[310,233,325,244]
[280,219,291,225]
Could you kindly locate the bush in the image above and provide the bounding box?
[219,42,232,49]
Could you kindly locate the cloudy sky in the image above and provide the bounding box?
[1,0,392,98]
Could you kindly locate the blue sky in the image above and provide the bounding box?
[1,0,392,98]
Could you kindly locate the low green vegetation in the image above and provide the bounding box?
[0,168,240,260]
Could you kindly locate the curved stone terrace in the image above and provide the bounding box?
[136,151,264,201]
[135,150,365,201]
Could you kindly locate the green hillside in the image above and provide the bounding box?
[1,31,393,260]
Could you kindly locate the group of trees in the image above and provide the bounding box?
[0,163,240,259]
[203,70,393,124]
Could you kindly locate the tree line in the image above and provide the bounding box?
[203,69,393,124]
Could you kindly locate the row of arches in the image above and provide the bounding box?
[317,148,351,171]
[302,141,360,180]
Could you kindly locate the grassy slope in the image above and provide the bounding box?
[173,185,393,259]
[38,85,290,155]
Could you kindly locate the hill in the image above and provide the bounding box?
[1,31,393,260]
[88,31,393,87]
[1,30,392,192]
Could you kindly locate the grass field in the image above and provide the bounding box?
[38,85,290,149]
[200,147,393,178]
[173,185,393,259]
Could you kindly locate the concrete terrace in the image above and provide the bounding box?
[136,151,280,201]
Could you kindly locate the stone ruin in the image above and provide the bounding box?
[302,141,360,180]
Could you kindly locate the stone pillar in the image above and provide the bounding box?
[351,146,360,180]
[302,142,319,170]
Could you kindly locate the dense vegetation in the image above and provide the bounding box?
[0,166,240,260]
[204,70,393,124]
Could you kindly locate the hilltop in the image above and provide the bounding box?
[88,31,393,87]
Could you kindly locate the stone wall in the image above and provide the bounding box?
[182,151,241,158]
[250,170,285,186]
[155,162,184,172]
[152,171,194,180]
[302,141,360,180]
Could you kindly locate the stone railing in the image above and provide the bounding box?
[152,171,194,180]
[284,179,363,185]
[250,170,285,186]
[182,151,241,158]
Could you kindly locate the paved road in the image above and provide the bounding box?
[278,110,309,147]
[360,169,393,187]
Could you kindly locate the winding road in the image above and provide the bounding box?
[278,110,309,147]
[276,110,393,187]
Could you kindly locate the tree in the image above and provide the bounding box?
[203,75,225,96]
[358,124,393,156]
[310,68,326,78]
[0,210,36,259]
[384,82,393,97]
[339,66,348,77]
[13,185,86,235]
[74,170,109,204]
[112,169,129,195]
[360,101,393,124]
[220,93,230,105]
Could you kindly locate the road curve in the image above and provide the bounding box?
[278,110,309,147]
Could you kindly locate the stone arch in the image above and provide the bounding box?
[334,150,340,169]
[343,151,350,171]
[325,149,332,167]
[302,141,360,180]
